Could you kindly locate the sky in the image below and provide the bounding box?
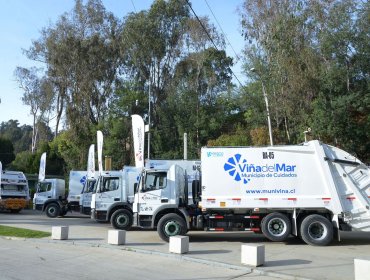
[0,0,246,128]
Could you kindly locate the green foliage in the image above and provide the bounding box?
[0,120,32,154]
[9,151,35,173]
[207,125,251,146]
[241,0,370,161]
[6,0,369,174]
[0,138,15,167]
[10,142,65,176]
[250,127,269,146]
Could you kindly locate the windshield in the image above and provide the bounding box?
[143,171,167,191]
[37,182,52,193]
[100,177,120,192]
[82,179,96,193]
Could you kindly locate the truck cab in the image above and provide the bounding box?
[67,171,88,212]
[132,165,193,240]
[0,171,30,213]
[79,176,98,215]
[33,179,66,217]
[90,167,140,229]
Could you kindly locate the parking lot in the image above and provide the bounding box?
[1,209,370,280]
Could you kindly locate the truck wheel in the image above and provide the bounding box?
[300,214,333,246]
[59,209,67,217]
[45,203,60,218]
[111,209,133,230]
[157,213,187,242]
[261,212,291,242]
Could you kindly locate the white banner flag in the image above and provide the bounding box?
[38,152,46,181]
[0,161,2,184]
[97,131,104,175]
[132,115,145,168]
[87,144,95,178]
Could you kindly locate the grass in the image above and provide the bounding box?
[0,225,51,238]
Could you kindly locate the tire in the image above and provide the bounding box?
[59,209,67,217]
[110,209,133,230]
[45,203,60,218]
[261,212,291,242]
[157,213,187,242]
[299,214,333,246]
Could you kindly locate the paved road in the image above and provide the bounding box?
[0,238,273,280]
[1,210,370,280]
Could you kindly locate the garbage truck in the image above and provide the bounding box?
[90,167,141,228]
[0,162,30,213]
[132,140,370,246]
[33,152,84,217]
[79,144,98,215]
[95,160,200,230]
[79,174,98,215]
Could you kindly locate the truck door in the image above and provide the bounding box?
[136,170,171,218]
[94,176,122,214]
[33,181,53,209]
[80,179,96,214]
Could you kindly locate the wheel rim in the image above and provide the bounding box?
[48,207,56,215]
[267,218,287,236]
[116,214,129,227]
[308,222,327,240]
[164,220,180,236]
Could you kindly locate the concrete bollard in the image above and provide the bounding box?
[241,244,265,267]
[169,236,189,254]
[51,226,69,240]
[108,230,126,245]
[354,258,370,280]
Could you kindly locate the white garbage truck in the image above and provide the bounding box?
[90,167,141,228]
[132,140,370,246]
[0,168,30,213]
[33,172,86,218]
[79,174,98,215]
[33,152,87,217]
[79,144,98,215]
[93,160,201,230]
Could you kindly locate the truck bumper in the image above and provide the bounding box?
[91,209,107,221]
[0,198,28,210]
[80,206,91,215]
[34,204,43,211]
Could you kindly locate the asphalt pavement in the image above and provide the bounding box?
[1,209,370,280]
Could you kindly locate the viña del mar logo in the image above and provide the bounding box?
[224,154,298,184]
[224,154,251,184]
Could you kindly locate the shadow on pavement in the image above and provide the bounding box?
[188,249,231,255]
[265,259,311,267]
[67,238,105,241]
[126,242,163,246]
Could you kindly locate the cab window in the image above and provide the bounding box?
[143,172,167,191]
[37,182,52,192]
[101,177,120,192]
[83,180,96,193]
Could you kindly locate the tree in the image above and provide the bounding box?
[24,0,122,161]
[14,67,53,153]
[0,138,15,167]
[240,0,369,161]
[120,0,191,157]
[121,1,234,158]
[0,120,33,154]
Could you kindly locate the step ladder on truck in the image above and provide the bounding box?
[131,140,370,246]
